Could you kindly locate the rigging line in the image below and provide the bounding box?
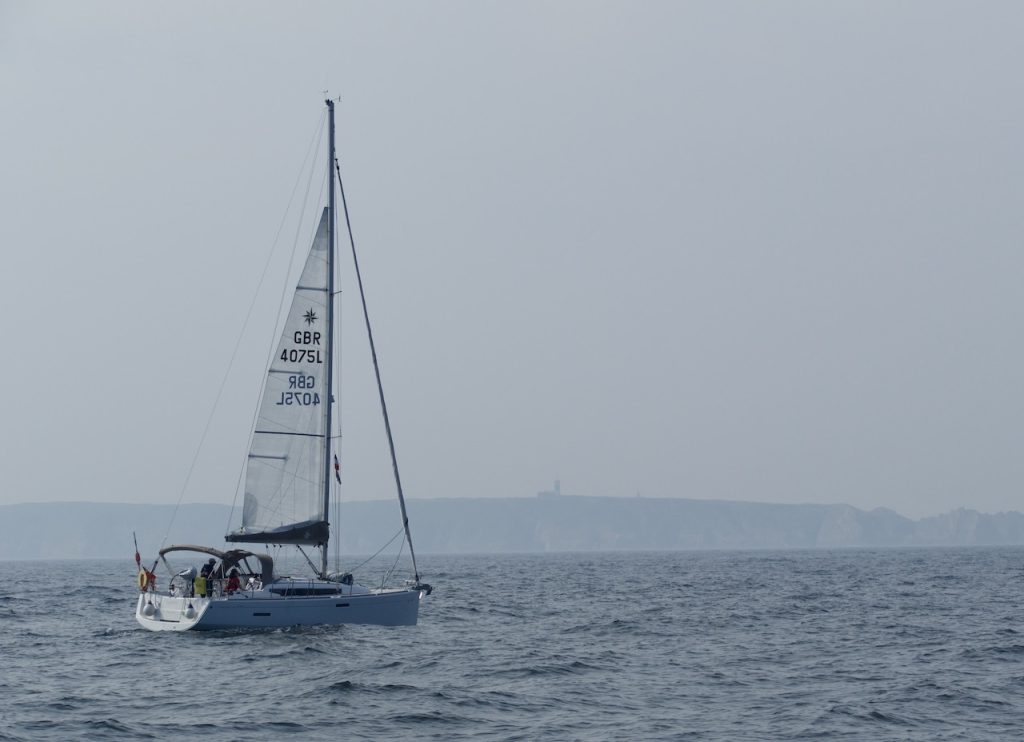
[228,111,328,535]
[332,140,344,579]
[334,158,422,584]
[160,110,328,552]
[348,526,406,575]
[296,545,319,575]
[332,472,341,575]
[381,534,406,589]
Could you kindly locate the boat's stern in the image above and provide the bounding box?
[135,592,209,632]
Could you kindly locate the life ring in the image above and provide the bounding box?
[138,570,149,591]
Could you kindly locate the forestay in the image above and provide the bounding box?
[229,208,331,546]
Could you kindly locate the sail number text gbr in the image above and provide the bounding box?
[277,329,323,406]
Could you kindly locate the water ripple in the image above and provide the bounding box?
[2,550,1024,739]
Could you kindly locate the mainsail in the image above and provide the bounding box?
[228,208,331,545]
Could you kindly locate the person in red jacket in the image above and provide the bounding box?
[225,568,241,595]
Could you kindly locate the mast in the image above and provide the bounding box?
[321,98,337,578]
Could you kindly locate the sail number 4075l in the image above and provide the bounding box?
[280,348,322,363]
[280,331,323,364]
[276,375,321,406]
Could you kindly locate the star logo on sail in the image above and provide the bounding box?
[304,309,318,325]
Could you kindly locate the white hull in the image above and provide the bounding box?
[135,583,423,632]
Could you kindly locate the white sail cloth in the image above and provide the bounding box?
[231,208,331,545]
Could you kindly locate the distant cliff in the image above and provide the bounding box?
[2,498,1024,560]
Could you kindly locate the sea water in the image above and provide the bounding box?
[1,548,1023,740]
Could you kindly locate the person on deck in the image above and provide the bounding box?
[198,558,216,597]
[225,568,240,595]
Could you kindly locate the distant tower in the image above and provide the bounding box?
[537,478,563,498]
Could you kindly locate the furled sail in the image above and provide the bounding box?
[228,209,331,545]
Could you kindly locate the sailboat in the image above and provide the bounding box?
[135,99,431,631]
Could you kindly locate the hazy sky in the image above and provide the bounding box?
[2,2,1023,519]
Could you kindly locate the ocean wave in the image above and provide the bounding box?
[4,550,1024,739]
